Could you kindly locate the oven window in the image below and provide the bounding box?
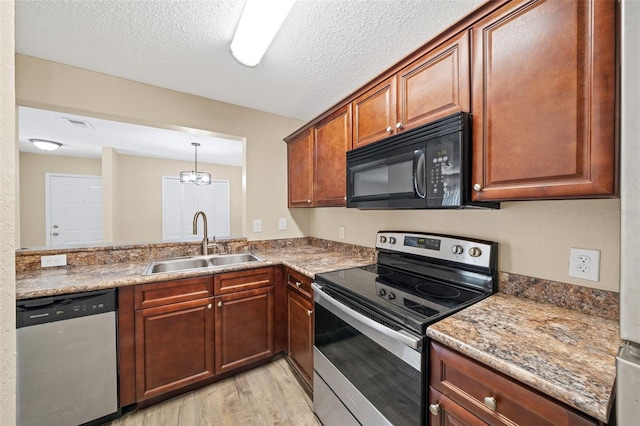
[315,303,422,426]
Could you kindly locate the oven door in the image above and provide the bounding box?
[312,283,424,426]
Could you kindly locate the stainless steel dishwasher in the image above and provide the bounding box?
[16,289,119,425]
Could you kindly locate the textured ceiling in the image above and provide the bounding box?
[15,0,485,122]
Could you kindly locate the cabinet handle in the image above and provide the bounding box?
[483,396,497,411]
[207,303,212,309]
[473,183,483,192]
[386,126,392,132]
[295,282,302,288]
[307,310,313,316]
[218,301,223,307]
[428,403,440,416]
[395,122,403,129]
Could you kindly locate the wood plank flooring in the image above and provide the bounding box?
[109,358,321,426]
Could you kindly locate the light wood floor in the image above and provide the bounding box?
[109,358,321,426]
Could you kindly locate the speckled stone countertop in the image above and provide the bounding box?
[15,244,374,300]
[427,293,619,423]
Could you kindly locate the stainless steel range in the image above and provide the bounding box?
[312,231,498,426]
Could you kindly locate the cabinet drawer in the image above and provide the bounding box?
[214,267,273,295]
[430,342,597,426]
[135,276,213,310]
[286,268,313,299]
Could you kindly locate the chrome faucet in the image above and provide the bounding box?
[193,211,208,256]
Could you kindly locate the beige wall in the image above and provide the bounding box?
[15,55,308,244]
[19,152,102,247]
[117,154,243,243]
[310,199,621,293]
[0,0,16,424]
[18,152,243,246]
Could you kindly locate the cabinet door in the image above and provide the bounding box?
[429,387,487,426]
[135,297,214,401]
[314,105,352,206]
[215,287,274,374]
[470,0,616,201]
[287,288,313,386]
[287,128,314,207]
[397,30,470,132]
[353,76,397,148]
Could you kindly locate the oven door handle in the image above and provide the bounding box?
[312,283,422,351]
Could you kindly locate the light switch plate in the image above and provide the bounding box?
[278,218,287,231]
[253,219,262,233]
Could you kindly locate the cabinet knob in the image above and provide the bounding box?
[307,310,313,316]
[395,122,403,129]
[386,126,392,132]
[207,303,212,309]
[473,183,483,192]
[483,396,497,411]
[307,199,311,204]
[428,403,440,416]
[218,301,223,307]
[295,282,302,288]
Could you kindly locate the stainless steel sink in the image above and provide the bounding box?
[206,253,262,267]
[143,252,263,275]
[144,257,210,275]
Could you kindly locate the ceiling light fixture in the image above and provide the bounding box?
[230,0,296,67]
[180,142,211,185]
[30,139,62,151]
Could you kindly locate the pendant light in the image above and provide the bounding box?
[180,142,211,185]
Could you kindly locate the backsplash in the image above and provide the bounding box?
[499,272,619,321]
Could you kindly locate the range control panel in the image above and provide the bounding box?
[375,231,496,269]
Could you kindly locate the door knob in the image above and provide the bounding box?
[52,232,59,236]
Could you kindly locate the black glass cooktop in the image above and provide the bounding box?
[315,263,490,334]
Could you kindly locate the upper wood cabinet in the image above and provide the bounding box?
[353,31,471,148]
[287,105,352,207]
[287,129,314,207]
[470,0,617,201]
[314,104,352,206]
[353,76,397,149]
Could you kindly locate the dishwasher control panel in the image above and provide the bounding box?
[16,289,116,328]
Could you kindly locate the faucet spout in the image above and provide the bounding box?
[193,211,208,256]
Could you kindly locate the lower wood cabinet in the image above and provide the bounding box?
[215,286,274,374]
[429,341,598,426]
[285,268,314,388]
[134,276,215,402]
[119,267,276,406]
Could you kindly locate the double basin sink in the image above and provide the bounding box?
[143,252,263,275]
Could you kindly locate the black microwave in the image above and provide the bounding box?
[346,112,499,209]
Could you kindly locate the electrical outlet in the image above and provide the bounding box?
[41,254,67,268]
[569,248,600,281]
[278,218,287,231]
[253,219,262,233]
[339,226,346,240]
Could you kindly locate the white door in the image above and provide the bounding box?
[47,174,103,246]
[162,177,230,241]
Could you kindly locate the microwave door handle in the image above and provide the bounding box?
[413,149,426,199]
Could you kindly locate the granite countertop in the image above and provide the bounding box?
[427,293,619,423]
[15,245,374,300]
